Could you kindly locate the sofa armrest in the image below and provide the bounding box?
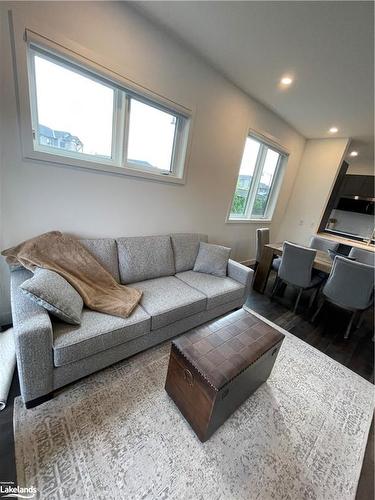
[227,259,253,296]
[11,268,54,403]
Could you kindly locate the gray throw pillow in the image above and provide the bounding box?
[20,268,83,325]
[193,242,231,277]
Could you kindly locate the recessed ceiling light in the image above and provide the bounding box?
[329,127,338,133]
[280,76,293,85]
[349,151,359,157]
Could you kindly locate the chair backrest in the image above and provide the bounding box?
[323,256,374,310]
[309,236,339,253]
[348,247,375,267]
[256,228,270,263]
[279,241,316,288]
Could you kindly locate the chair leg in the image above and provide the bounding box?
[278,282,287,297]
[293,288,303,314]
[344,311,357,340]
[312,299,325,323]
[308,287,319,311]
[271,277,281,298]
[356,311,365,330]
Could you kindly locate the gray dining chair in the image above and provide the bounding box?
[348,247,375,267]
[256,228,281,270]
[309,235,340,279]
[312,256,374,339]
[309,235,339,253]
[271,241,324,313]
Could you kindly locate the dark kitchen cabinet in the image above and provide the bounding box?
[361,176,375,198]
[337,197,374,215]
[319,161,375,241]
[339,175,374,199]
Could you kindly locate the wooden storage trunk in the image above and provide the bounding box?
[165,308,284,442]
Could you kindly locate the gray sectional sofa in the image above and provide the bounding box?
[10,233,253,407]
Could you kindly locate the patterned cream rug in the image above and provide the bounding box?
[14,309,374,500]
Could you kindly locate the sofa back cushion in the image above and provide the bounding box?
[79,239,120,282]
[117,235,175,284]
[171,233,208,273]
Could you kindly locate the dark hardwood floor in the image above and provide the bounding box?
[1,281,373,497]
[246,274,374,500]
[246,277,374,383]
[0,368,18,486]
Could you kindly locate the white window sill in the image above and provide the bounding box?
[226,218,272,224]
[24,150,186,184]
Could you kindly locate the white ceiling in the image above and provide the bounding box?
[133,1,374,164]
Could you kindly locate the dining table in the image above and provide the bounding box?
[252,242,333,293]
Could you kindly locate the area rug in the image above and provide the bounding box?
[14,308,374,500]
[0,328,16,410]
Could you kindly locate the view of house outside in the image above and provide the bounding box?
[232,175,272,216]
[34,55,114,158]
[231,138,280,217]
[34,55,177,170]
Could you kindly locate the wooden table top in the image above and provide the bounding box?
[266,242,332,273]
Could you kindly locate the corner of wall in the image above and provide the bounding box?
[275,137,350,245]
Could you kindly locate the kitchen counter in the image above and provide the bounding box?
[317,232,375,252]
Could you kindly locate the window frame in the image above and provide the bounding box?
[28,45,122,166]
[226,132,288,223]
[123,95,187,176]
[16,28,192,184]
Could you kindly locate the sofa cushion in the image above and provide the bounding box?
[20,268,83,325]
[53,306,151,366]
[129,276,207,330]
[80,239,120,282]
[117,236,175,284]
[171,233,208,273]
[193,242,231,277]
[175,271,245,310]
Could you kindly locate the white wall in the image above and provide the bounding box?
[347,161,374,176]
[277,138,349,245]
[0,1,306,323]
[0,11,11,325]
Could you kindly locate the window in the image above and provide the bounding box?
[33,53,114,159]
[127,98,177,172]
[25,41,190,182]
[228,134,287,221]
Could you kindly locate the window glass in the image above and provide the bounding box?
[230,138,260,216]
[34,54,114,158]
[251,148,280,217]
[229,135,286,221]
[127,98,177,171]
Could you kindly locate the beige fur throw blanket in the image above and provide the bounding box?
[2,231,142,318]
